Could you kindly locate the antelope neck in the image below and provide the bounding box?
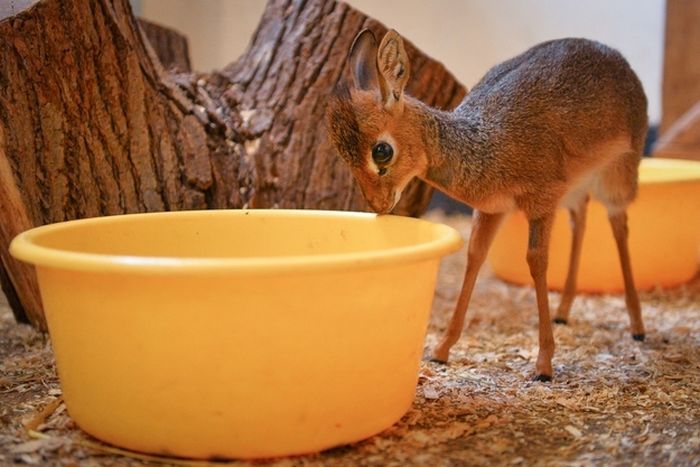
[407,98,488,203]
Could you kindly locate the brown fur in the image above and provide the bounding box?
[326,29,648,380]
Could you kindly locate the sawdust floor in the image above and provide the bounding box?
[1,213,699,466]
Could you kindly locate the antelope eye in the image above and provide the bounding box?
[372,141,394,165]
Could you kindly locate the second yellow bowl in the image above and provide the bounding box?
[488,158,700,292]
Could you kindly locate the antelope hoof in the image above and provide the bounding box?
[533,374,552,383]
[632,333,645,342]
[553,317,568,325]
[430,346,450,364]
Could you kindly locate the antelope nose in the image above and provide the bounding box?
[368,198,393,215]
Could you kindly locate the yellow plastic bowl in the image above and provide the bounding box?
[489,158,700,292]
[9,209,462,459]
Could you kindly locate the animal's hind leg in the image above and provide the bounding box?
[608,209,645,340]
[527,214,556,381]
[554,194,589,325]
[594,152,645,341]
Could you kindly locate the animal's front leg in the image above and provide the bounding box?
[526,215,556,381]
[432,210,504,363]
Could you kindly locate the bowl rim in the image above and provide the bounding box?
[9,209,464,275]
[640,157,700,184]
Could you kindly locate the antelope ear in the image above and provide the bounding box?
[349,29,380,91]
[377,29,410,112]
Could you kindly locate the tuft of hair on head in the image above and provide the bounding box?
[326,85,364,167]
[332,80,352,101]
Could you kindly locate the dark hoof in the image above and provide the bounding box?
[533,374,552,383]
[632,333,645,342]
[429,357,448,365]
[553,317,568,325]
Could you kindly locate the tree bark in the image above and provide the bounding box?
[659,0,700,136]
[654,0,700,161]
[0,0,466,329]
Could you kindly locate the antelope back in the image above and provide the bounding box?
[454,38,648,201]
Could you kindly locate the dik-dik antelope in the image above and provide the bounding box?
[326,29,647,381]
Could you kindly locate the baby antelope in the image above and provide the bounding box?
[326,29,647,381]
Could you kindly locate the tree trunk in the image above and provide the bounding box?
[654,101,700,161]
[659,0,700,136]
[0,0,466,329]
[654,0,700,161]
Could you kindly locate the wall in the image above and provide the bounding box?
[137,0,264,73]
[137,0,665,124]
